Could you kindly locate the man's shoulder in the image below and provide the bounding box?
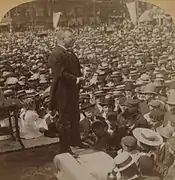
[51,46,67,55]
[164,111,174,119]
[80,118,91,126]
[48,46,67,65]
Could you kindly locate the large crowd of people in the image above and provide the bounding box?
[0,16,175,179]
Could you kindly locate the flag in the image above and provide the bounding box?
[53,12,62,28]
[126,0,137,25]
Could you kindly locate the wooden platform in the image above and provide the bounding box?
[0,136,59,154]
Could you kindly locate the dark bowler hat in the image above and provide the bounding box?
[92,120,108,130]
[95,115,105,122]
[107,111,117,122]
[81,103,95,111]
[124,81,135,91]
[80,93,90,100]
[124,98,141,107]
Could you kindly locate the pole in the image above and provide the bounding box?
[135,0,139,25]
[93,0,96,26]
[9,23,12,33]
[31,3,35,32]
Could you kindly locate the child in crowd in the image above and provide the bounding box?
[117,136,140,162]
[91,120,110,151]
[106,112,123,157]
[82,119,110,151]
[80,103,95,140]
[20,98,48,139]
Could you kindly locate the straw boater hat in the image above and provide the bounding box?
[148,100,161,109]
[136,75,150,86]
[114,152,135,172]
[3,89,14,98]
[157,126,173,139]
[26,89,36,98]
[167,136,175,153]
[113,90,124,97]
[155,73,164,81]
[167,90,175,105]
[142,83,157,95]
[133,128,163,147]
[5,77,18,86]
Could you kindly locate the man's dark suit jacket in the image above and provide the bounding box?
[48,46,81,113]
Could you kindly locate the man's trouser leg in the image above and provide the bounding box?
[59,113,71,152]
[70,109,82,146]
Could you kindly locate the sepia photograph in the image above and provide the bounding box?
[0,0,175,179]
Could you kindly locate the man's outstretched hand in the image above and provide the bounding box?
[76,77,85,85]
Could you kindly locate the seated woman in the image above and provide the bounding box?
[20,98,48,139]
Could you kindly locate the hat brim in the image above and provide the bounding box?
[142,91,157,94]
[133,128,163,146]
[167,102,175,105]
[155,84,166,88]
[115,159,135,172]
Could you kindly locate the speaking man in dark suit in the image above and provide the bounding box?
[48,28,86,153]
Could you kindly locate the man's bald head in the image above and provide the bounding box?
[56,28,74,46]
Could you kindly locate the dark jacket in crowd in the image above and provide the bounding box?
[117,111,150,135]
[94,132,111,151]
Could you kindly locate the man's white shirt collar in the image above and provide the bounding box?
[58,43,67,50]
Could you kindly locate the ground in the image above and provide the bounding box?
[0,144,59,180]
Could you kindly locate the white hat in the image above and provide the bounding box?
[5,77,18,85]
[157,126,173,139]
[167,90,175,105]
[133,128,163,147]
[142,83,157,94]
[114,152,135,172]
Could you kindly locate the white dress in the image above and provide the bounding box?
[20,110,48,140]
